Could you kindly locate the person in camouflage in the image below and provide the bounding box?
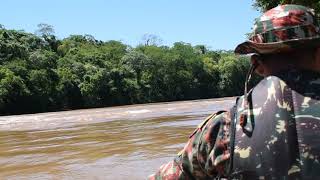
[149,4,320,180]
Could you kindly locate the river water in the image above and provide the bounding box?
[0,97,235,180]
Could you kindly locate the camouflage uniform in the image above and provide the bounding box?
[232,70,320,179]
[149,110,231,179]
[149,5,320,179]
[149,70,320,180]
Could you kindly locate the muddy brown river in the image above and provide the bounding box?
[0,97,235,180]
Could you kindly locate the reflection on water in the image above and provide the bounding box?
[0,98,235,179]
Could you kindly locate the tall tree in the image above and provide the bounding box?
[121,50,150,87]
[35,23,55,36]
[141,34,163,46]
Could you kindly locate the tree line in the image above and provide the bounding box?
[0,26,252,115]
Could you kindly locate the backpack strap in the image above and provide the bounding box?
[227,97,240,179]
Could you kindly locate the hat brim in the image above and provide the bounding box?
[234,36,320,55]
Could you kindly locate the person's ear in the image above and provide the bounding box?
[250,55,265,76]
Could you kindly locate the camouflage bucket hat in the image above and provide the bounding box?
[235,4,320,54]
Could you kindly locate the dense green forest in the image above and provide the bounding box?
[0,25,251,115]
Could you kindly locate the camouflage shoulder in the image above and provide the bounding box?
[189,110,226,138]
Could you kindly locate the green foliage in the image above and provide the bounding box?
[56,67,84,109]
[79,67,111,107]
[0,67,30,114]
[0,26,252,115]
[218,53,250,96]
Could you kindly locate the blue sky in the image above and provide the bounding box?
[0,0,260,50]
